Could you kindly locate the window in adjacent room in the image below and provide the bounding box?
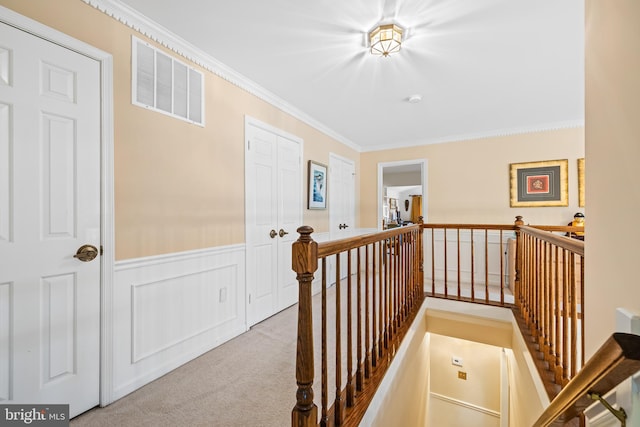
[132,36,204,125]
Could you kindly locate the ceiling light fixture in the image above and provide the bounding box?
[369,23,404,57]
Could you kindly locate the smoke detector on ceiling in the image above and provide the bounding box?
[407,94,422,103]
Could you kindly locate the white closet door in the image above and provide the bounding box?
[245,119,302,325]
[329,154,355,235]
[0,22,101,417]
[245,124,279,326]
[276,136,302,311]
[329,155,356,282]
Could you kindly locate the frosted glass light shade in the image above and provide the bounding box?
[369,24,403,57]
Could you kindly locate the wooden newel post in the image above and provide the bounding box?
[291,226,318,427]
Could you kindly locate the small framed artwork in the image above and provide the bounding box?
[577,158,585,207]
[509,159,569,207]
[308,160,327,209]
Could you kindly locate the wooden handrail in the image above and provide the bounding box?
[519,225,584,256]
[422,223,517,230]
[533,333,640,426]
[317,224,420,258]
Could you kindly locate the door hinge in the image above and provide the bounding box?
[100,245,103,256]
[248,294,251,304]
[248,140,250,150]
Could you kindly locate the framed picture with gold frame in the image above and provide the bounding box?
[509,159,568,207]
[578,158,585,207]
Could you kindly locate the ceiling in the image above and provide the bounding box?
[116,0,584,152]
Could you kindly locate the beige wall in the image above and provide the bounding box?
[584,0,640,357]
[0,0,359,260]
[429,333,502,413]
[360,128,585,228]
[2,1,585,262]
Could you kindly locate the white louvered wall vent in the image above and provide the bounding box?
[132,36,204,126]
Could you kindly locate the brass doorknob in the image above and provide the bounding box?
[279,229,289,238]
[74,244,99,262]
[269,229,277,239]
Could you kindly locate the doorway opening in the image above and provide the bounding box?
[377,159,427,229]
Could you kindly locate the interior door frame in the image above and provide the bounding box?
[0,6,116,406]
[377,159,428,229]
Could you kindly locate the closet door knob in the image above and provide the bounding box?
[269,229,277,239]
[74,244,99,262]
[279,229,289,238]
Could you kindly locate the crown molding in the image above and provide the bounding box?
[362,119,585,152]
[82,0,361,152]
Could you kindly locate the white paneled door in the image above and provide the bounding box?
[329,154,355,235]
[0,23,101,417]
[329,154,355,281]
[245,119,302,326]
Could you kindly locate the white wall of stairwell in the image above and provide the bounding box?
[361,302,430,427]
[364,298,549,427]
[111,245,246,401]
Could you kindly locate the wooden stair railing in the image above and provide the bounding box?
[515,224,585,395]
[290,216,590,426]
[533,332,640,426]
[291,221,425,427]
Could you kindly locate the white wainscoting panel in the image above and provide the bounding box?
[112,244,246,400]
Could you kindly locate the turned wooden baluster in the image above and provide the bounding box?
[364,244,371,377]
[291,226,318,427]
[418,217,424,301]
[514,215,524,307]
[356,247,364,391]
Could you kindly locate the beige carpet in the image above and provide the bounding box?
[72,275,411,427]
[72,302,301,427]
